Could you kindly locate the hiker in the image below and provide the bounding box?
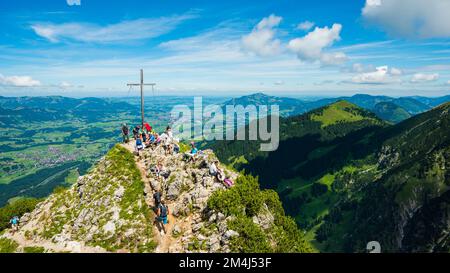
[142,131,149,146]
[161,133,173,155]
[9,216,19,233]
[121,123,130,143]
[153,190,162,211]
[135,135,144,155]
[184,142,198,162]
[144,122,152,133]
[216,168,225,182]
[223,177,234,188]
[156,200,169,234]
[173,143,180,154]
[156,161,170,180]
[132,125,140,140]
[165,143,174,155]
[149,133,156,144]
[154,133,162,145]
[166,126,173,139]
[209,160,218,176]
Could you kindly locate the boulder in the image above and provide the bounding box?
[223,230,239,239]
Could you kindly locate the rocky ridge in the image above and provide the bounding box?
[1,141,297,253]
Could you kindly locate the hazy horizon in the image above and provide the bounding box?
[1,91,450,101]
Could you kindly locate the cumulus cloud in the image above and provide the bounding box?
[58,81,75,89]
[242,14,282,56]
[287,24,347,65]
[349,63,375,73]
[31,14,195,43]
[297,21,315,31]
[66,0,81,6]
[390,67,402,76]
[0,73,41,87]
[352,65,401,84]
[362,0,450,38]
[411,73,439,83]
[320,52,348,66]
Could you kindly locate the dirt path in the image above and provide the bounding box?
[121,143,179,253]
[4,231,107,253]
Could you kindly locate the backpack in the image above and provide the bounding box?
[153,192,161,204]
[159,204,168,217]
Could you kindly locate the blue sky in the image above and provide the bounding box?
[0,0,450,97]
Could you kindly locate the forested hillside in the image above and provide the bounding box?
[211,101,450,252]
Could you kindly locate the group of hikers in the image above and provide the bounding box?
[122,123,180,157]
[4,122,234,236]
[121,121,234,235]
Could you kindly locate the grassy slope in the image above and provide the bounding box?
[311,101,373,127]
[36,145,156,252]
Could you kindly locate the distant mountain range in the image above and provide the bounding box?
[211,99,450,252]
[0,96,134,126]
[222,93,450,123]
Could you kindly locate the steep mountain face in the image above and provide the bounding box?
[373,102,412,123]
[212,101,450,253]
[0,143,312,253]
[325,103,450,252]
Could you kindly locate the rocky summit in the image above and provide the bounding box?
[0,142,312,253]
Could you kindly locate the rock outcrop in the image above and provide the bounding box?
[1,141,312,253]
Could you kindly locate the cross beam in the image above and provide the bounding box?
[127,69,156,128]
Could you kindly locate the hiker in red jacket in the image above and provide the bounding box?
[144,123,152,133]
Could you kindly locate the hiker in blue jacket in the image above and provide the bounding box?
[156,200,169,234]
[9,216,19,233]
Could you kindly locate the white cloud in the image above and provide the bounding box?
[411,73,439,83]
[31,14,195,43]
[320,52,348,66]
[242,14,282,56]
[66,0,81,6]
[390,67,402,76]
[352,63,364,73]
[0,73,41,87]
[352,65,401,84]
[349,63,375,73]
[59,81,73,89]
[362,0,450,38]
[297,21,315,31]
[287,24,347,65]
[448,80,450,85]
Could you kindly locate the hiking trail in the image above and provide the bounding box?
[121,143,182,253]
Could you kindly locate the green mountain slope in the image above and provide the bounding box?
[211,100,386,170]
[320,103,450,252]
[212,101,450,253]
[373,102,412,123]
